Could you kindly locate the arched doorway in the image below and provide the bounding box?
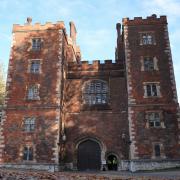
[77,139,101,171]
[107,154,118,171]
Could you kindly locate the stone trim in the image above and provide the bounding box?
[164,25,178,103]
[52,29,64,164]
[0,111,5,163]
[176,107,180,144]
[0,163,59,172]
[128,107,138,159]
[124,25,138,160]
[124,25,136,105]
[0,32,16,162]
[4,33,15,107]
[129,159,180,172]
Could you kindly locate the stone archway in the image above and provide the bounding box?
[106,154,118,171]
[77,139,101,171]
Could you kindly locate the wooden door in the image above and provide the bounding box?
[77,140,101,171]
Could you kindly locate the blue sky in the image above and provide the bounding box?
[0,0,180,101]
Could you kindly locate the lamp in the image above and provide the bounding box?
[122,133,131,145]
[62,134,66,142]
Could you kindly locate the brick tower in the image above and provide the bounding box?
[123,14,180,171]
[0,18,81,171]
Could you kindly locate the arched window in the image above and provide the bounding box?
[83,80,108,105]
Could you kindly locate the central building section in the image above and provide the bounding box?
[63,59,128,170]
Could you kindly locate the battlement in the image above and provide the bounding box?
[68,59,124,72]
[13,20,65,32]
[122,14,167,26]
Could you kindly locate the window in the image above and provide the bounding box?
[27,85,40,100]
[141,56,158,71]
[23,146,33,161]
[32,38,41,51]
[0,111,2,123]
[143,83,161,98]
[152,143,165,159]
[30,60,40,73]
[144,57,154,71]
[83,80,108,105]
[154,144,161,157]
[24,117,35,132]
[147,112,161,127]
[147,84,157,96]
[140,32,155,45]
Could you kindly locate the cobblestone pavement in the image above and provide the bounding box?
[0,168,179,180]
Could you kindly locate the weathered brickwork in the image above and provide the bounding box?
[123,15,180,164]
[0,15,180,172]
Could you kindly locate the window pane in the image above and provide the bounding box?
[23,147,28,160]
[152,84,157,96]
[149,121,154,127]
[155,121,160,127]
[147,35,153,44]
[29,147,33,160]
[155,144,161,157]
[146,85,151,96]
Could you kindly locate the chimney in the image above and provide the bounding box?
[27,17,32,24]
[70,21,77,45]
[116,23,121,38]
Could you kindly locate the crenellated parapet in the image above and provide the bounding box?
[67,59,125,78]
[13,20,65,32]
[68,59,124,72]
[123,14,167,26]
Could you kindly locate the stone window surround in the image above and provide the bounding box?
[28,59,42,74]
[140,56,159,71]
[27,37,43,52]
[32,38,42,51]
[26,84,40,101]
[152,142,166,159]
[139,31,156,45]
[145,110,165,129]
[20,144,36,163]
[143,82,162,98]
[82,79,109,105]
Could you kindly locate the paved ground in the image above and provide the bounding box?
[0,168,179,179]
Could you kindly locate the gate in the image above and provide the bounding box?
[77,140,101,171]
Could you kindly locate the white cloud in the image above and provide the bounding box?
[141,0,180,17]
